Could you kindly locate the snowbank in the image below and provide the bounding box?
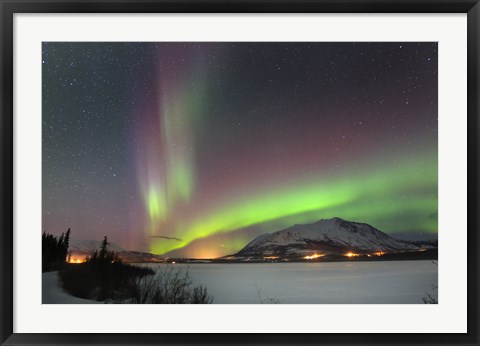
[42,271,100,304]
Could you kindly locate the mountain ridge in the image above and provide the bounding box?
[233,217,436,258]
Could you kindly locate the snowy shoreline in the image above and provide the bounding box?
[42,271,100,304]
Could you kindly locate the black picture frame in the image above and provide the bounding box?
[1,1,479,345]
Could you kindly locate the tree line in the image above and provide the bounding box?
[42,228,70,272]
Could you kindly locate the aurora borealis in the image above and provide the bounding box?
[42,42,438,258]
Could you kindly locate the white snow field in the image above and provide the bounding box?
[144,260,438,304]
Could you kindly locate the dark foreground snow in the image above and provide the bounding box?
[42,271,100,304]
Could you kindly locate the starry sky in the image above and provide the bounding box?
[42,42,438,258]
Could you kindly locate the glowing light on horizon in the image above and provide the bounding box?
[68,256,87,264]
[263,256,280,260]
[304,253,324,260]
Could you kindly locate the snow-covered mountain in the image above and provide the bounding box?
[234,217,435,258]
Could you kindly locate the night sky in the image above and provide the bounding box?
[42,42,438,258]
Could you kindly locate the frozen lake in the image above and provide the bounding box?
[143,260,438,304]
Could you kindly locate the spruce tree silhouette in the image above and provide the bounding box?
[99,236,109,263]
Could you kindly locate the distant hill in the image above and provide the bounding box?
[233,217,436,259]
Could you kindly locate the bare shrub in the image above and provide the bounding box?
[422,284,438,304]
[262,297,281,304]
[422,260,438,304]
[129,264,213,304]
[191,285,214,304]
[255,283,281,304]
[127,274,158,304]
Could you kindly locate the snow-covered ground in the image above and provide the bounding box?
[145,260,438,304]
[42,271,100,304]
[43,260,437,304]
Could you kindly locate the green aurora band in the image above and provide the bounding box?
[150,151,437,255]
[137,57,208,239]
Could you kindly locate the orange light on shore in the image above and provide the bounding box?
[344,252,360,258]
[373,251,385,256]
[263,256,279,260]
[68,257,86,264]
[304,253,324,260]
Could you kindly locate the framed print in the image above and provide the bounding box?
[1,0,479,345]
